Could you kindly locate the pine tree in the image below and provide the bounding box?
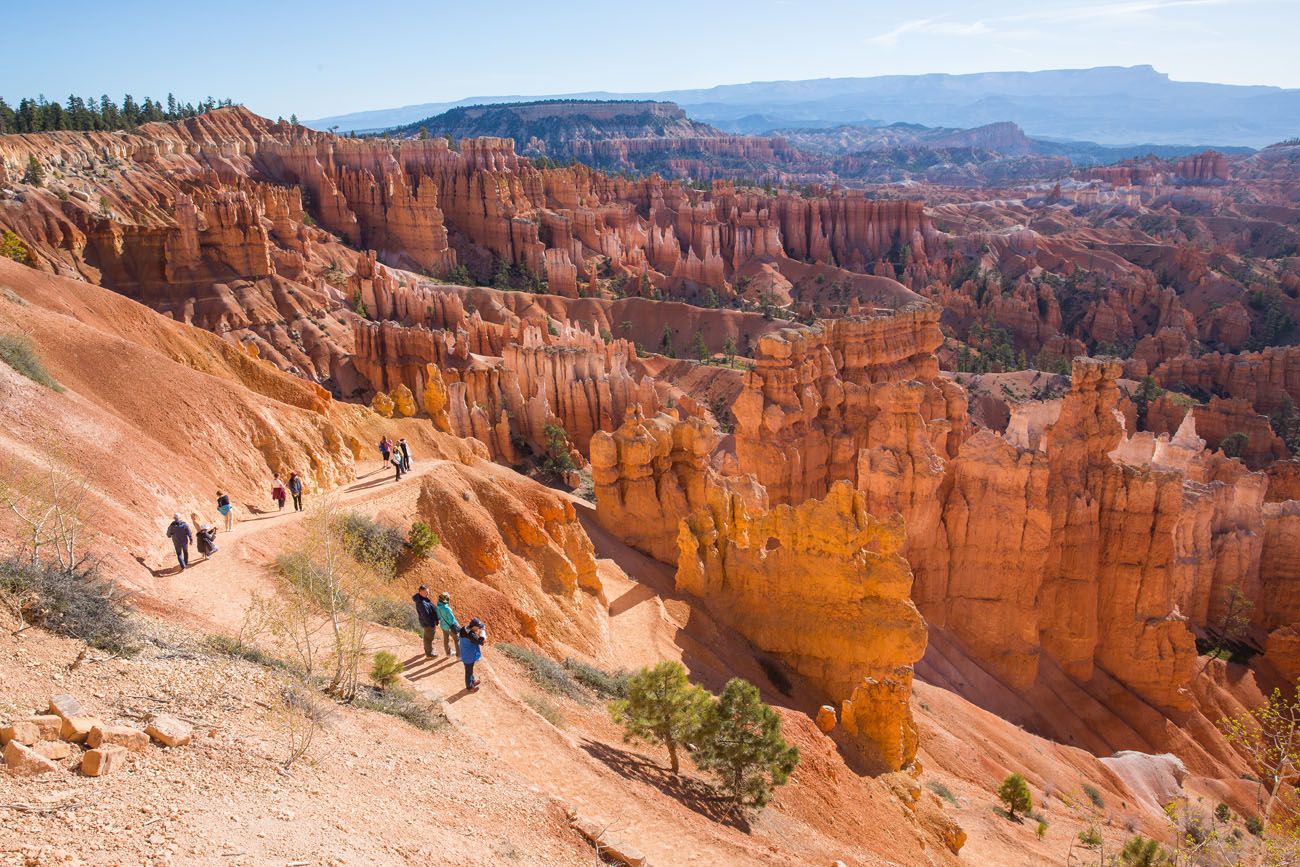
[0,97,13,133]
[610,661,712,775]
[290,113,299,126]
[22,155,44,187]
[1118,835,1169,867]
[694,678,799,810]
[690,331,709,362]
[997,772,1033,820]
[659,324,674,357]
[722,336,737,364]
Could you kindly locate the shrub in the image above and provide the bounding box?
[370,651,403,689]
[541,423,576,474]
[1078,824,1103,849]
[563,657,630,698]
[0,557,136,654]
[406,521,439,557]
[1082,783,1105,810]
[927,780,958,805]
[1214,802,1231,823]
[611,661,713,775]
[1036,820,1048,840]
[22,155,44,187]
[1118,835,1168,867]
[204,633,285,669]
[998,773,1034,820]
[498,642,586,700]
[1220,431,1249,459]
[0,333,62,390]
[523,693,565,727]
[336,511,404,572]
[1246,815,1264,836]
[352,683,445,732]
[694,678,799,810]
[367,596,419,632]
[1,230,32,265]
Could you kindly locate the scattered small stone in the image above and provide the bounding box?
[59,716,104,744]
[1,720,41,746]
[145,715,193,747]
[48,694,85,720]
[88,725,150,753]
[82,745,128,777]
[4,740,63,776]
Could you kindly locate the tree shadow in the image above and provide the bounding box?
[578,738,749,831]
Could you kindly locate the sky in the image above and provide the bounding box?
[3,0,1296,120]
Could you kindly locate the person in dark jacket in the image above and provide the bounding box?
[412,584,439,658]
[398,438,411,472]
[196,525,219,558]
[165,514,193,570]
[458,618,486,691]
[288,472,304,511]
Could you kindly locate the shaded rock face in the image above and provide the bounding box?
[676,481,927,771]
[1153,345,1300,417]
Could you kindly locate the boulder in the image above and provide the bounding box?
[145,715,193,747]
[0,720,40,746]
[48,694,84,719]
[87,725,150,753]
[59,716,103,744]
[570,813,650,867]
[391,383,417,417]
[81,745,128,777]
[370,390,395,418]
[32,741,73,761]
[816,705,837,733]
[4,740,62,776]
[27,714,62,740]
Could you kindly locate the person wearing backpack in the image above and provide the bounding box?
[412,584,439,658]
[436,592,460,658]
[459,618,486,692]
[196,524,219,559]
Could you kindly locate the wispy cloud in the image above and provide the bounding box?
[864,0,1243,46]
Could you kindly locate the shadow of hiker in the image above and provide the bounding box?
[407,658,459,682]
[133,555,184,578]
[578,738,749,831]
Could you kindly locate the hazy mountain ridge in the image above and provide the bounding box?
[306,65,1300,147]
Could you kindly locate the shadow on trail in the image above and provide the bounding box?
[405,657,458,682]
[579,738,749,832]
[346,476,400,494]
[134,554,184,578]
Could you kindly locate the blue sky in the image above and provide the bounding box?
[3,0,1295,119]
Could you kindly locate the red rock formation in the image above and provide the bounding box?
[1147,394,1288,468]
[1153,345,1300,416]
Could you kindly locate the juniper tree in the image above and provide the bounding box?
[997,772,1033,820]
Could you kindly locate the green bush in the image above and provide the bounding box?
[1214,802,1231,823]
[336,511,405,571]
[0,333,62,390]
[927,780,958,805]
[1036,820,1048,840]
[0,558,135,654]
[563,657,630,698]
[1,230,32,265]
[523,693,565,727]
[370,651,403,689]
[406,521,440,557]
[498,642,585,700]
[1082,783,1105,810]
[1118,835,1168,867]
[352,683,445,732]
[367,596,420,632]
[1078,824,1103,849]
[1246,815,1264,836]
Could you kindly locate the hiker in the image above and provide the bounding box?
[271,476,287,511]
[398,438,411,472]
[378,436,391,463]
[412,584,439,658]
[165,513,193,570]
[196,524,219,559]
[216,490,235,532]
[436,592,460,658]
[459,618,486,692]
[288,472,304,512]
[391,449,404,482]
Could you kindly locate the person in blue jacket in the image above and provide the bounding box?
[458,618,486,692]
[436,592,460,658]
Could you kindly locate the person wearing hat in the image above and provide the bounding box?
[436,592,460,658]
[412,584,439,658]
[165,513,193,570]
[458,618,486,692]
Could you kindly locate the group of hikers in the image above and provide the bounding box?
[412,585,486,692]
[164,472,306,569]
[379,436,413,481]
